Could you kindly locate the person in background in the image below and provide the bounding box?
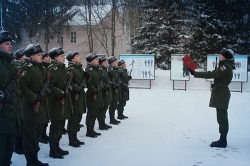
[188,48,235,148]
[0,30,21,166]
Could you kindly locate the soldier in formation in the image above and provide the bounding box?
[66,50,86,147]
[0,30,21,166]
[19,44,49,166]
[47,47,71,159]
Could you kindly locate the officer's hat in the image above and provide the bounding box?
[0,30,12,44]
[86,53,98,62]
[24,44,43,57]
[108,56,117,64]
[118,59,125,66]
[66,50,79,61]
[49,47,64,59]
[220,48,234,59]
[42,50,49,59]
[14,48,25,60]
[98,56,106,64]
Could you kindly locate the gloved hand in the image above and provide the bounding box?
[128,75,132,80]
[62,92,68,99]
[35,94,45,102]
[188,68,194,75]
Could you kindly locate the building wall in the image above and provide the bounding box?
[14,11,127,67]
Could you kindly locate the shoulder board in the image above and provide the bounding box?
[219,66,227,71]
[27,63,33,67]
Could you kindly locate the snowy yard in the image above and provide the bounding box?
[11,71,250,166]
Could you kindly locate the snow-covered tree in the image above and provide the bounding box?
[190,0,250,62]
[131,0,193,69]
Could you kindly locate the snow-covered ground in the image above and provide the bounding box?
[11,70,250,166]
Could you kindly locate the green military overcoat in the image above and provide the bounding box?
[100,65,112,105]
[48,60,72,120]
[67,62,86,114]
[19,60,49,123]
[119,68,130,101]
[108,66,120,102]
[85,63,103,108]
[0,49,20,134]
[194,60,235,109]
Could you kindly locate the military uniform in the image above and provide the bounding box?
[48,57,72,158]
[108,56,121,125]
[97,56,112,130]
[85,53,103,138]
[12,48,25,155]
[117,63,131,119]
[67,60,86,147]
[191,48,236,148]
[0,49,20,166]
[19,44,49,166]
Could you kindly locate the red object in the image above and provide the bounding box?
[182,54,198,71]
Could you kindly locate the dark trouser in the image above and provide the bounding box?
[109,100,118,119]
[22,120,43,155]
[85,108,99,126]
[98,105,108,122]
[0,133,15,166]
[117,99,126,115]
[67,113,82,134]
[49,119,65,143]
[216,108,229,135]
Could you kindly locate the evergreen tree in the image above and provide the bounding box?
[131,0,193,69]
[190,0,250,62]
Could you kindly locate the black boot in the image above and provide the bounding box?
[210,135,227,148]
[86,125,97,138]
[39,125,49,144]
[32,152,49,166]
[104,123,112,129]
[110,114,119,125]
[117,114,125,120]
[56,142,69,156]
[121,112,128,119]
[14,138,23,155]
[99,120,108,130]
[92,125,101,136]
[49,142,64,159]
[25,153,34,166]
[68,133,81,147]
[74,133,85,145]
[62,128,67,135]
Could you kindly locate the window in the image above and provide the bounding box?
[70,32,76,44]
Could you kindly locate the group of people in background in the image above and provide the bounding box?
[0,30,131,166]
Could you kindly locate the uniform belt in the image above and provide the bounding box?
[214,83,228,87]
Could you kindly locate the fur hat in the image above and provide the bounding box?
[108,56,117,64]
[66,50,79,61]
[86,53,98,62]
[49,47,64,59]
[24,44,43,57]
[0,30,12,44]
[98,56,106,64]
[220,48,234,59]
[118,59,125,66]
[14,48,25,60]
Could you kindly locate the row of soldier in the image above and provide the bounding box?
[0,30,131,166]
